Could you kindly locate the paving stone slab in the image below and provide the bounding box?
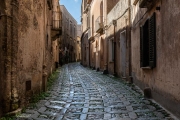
[15,63,178,120]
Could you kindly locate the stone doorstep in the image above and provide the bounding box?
[6,108,22,116]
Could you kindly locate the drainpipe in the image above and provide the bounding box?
[113,20,117,76]
[128,0,132,83]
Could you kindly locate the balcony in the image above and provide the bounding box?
[51,11,62,40]
[87,0,92,4]
[88,28,94,41]
[139,0,155,8]
[83,4,89,14]
[95,16,104,34]
[52,20,62,30]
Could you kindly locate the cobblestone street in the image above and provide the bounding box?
[16,63,177,120]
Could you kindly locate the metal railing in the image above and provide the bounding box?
[95,16,104,33]
[52,11,62,30]
[52,20,62,29]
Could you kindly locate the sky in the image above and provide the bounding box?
[60,0,81,24]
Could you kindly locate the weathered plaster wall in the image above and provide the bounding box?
[81,0,88,32]
[0,0,20,113]
[81,0,89,67]
[107,0,130,77]
[52,39,59,65]
[107,0,120,14]
[17,0,45,105]
[60,5,77,62]
[46,8,54,77]
[91,3,99,69]
[0,0,60,116]
[76,25,82,61]
[0,1,6,116]
[131,0,180,117]
[90,0,106,70]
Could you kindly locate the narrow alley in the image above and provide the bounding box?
[16,63,176,120]
[1,0,180,119]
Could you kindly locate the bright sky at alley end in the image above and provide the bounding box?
[60,0,81,24]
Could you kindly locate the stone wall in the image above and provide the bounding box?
[131,0,180,117]
[17,0,45,106]
[60,5,77,63]
[107,0,119,14]
[106,0,130,77]
[0,0,20,114]
[0,1,6,116]
[76,25,82,61]
[81,0,89,67]
[0,0,60,116]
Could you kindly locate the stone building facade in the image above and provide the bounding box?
[81,0,119,71]
[106,0,131,78]
[81,0,180,118]
[60,5,77,64]
[76,24,82,61]
[89,0,105,71]
[130,0,180,118]
[81,0,89,67]
[0,0,61,117]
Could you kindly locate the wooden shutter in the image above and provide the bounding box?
[140,26,144,67]
[140,19,149,67]
[149,13,156,68]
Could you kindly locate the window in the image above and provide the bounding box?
[74,26,76,38]
[70,21,72,35]
[100,38,104,60]
[109,38,114,62]
[140,13,156,68]
[92,15,94,36]
[87,14,90,28]
[66,18,68,30]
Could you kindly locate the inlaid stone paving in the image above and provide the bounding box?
[16,63,178,120]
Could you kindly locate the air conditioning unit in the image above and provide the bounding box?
[139,0,153,8]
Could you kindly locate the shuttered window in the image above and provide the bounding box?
[149,13,156,68]
[140,13,156,68]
